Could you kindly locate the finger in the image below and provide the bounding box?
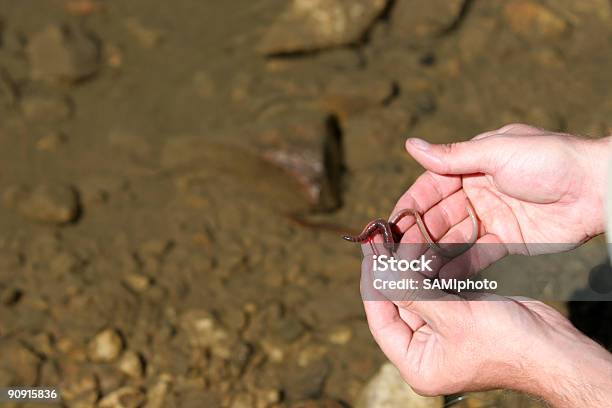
[405,136,501,175]
[399,307,426,331]
[390,171,462,232]
[400,189,473,243]
[394,295,466,331]
[438,233,508,280]
[363,299,414,367]
[394,190,477,275]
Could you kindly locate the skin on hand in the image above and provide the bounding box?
[361,284,612,406]
[362,124,612,406]
[392,123,611,279]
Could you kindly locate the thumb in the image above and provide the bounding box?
[405,137,498,175]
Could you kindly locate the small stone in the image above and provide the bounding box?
[273,316,305,343]
[3,183,79,225]
[503,0,569,39]
[259,0,387,55]
[26,24,100,83]
[95,364,124,396]
[283,360,329,401]
[36,131,67,151]
[98,386,145,408]
[143,374,171,408]
[180,309,229,352]
[230,392,255,408]
[327,325,352,345]
[117,350,144,378]
[87,328,124,363]
[124,18,164,49]
[256,388,282,407]
[0,340,40,386]
[20,91,72,122]
[391,0,466,43]
[122,273,151,293]
[356,363,444,408]
[297,344,328,367]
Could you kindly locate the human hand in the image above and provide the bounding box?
[392,124,610,279]
[361,276,612,406]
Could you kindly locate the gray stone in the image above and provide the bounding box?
[259,0,387,55]
[283,360,329,401]
[26,24,100,83]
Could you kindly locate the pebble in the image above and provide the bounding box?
[391,0,466,43]
[3,183,79,225]
[122,273,152,293]
[87,328,124,363]
[98,386,145,408]
[283,360,329,401]
[259,0,387,55]
[117,350,144,378]
[0,340,40,385]
[36,131,67,151]
[143,374,171,408]
[503,0,569,39]
[124,18,164,49]
[355,363,443,408]
[26,24,100,83]
[20,91,72,122]
[180,309,231,357]
[327,325,352,345]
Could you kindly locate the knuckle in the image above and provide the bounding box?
[498,123,534,133]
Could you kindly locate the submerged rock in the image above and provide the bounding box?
[390,0,466,43]
[3,183,79,225]
[503,0,569,39]
[282,360,329,401]
[259,0,387,55]
[26,24,100,83]
[87,328,124,363]
[98,386,145,408]
[356,363,444,408]
[252,108,343,211]
[20,91,72,122]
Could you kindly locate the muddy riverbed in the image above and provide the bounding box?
[0,0,611,407]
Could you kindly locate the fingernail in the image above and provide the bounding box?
[408,138,430,151]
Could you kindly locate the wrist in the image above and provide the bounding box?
[580,135,611,237]
[518,330,612,407]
